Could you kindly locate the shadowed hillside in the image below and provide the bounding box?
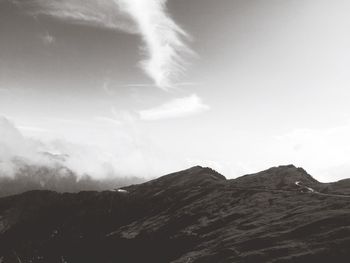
[0,165,350,262]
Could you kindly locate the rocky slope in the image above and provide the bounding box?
[0,165,350,263]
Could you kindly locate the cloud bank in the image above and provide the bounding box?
[0,117,48,175]
[0,118,147,196]
[0,116,118,177]
[0,116,183,179]
[14,0,192,89]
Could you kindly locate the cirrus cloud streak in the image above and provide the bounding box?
[12,0,192,89]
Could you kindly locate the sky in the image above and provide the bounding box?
[1,0,350,182]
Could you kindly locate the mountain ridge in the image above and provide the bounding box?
[0,165,350,263]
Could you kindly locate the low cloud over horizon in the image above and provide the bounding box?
[0,116,164,179]
[0,115,211,180]
[2,115,350,183]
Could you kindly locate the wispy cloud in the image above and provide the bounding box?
[14,0,192,89]
[117,0,192,89]
[92,116,122,126]
[117,81,201,89]
[15,0,136,32]
[18,125,50,133]
[139,94,210,121]
[40,31,55,45]
[94,107,137,125]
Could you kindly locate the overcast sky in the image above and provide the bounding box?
[1,0,350,182]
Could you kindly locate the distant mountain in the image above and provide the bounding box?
[0,165,350,262]
[0,161,144,197]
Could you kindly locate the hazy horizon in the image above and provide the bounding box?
[1,0,350,182]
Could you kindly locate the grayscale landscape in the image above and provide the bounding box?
[1,0,350,262]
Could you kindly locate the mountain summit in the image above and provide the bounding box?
[0,165,350,263]
[128,166,226,190]
[231,164,319,189]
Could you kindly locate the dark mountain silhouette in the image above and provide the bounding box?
[231,164,318,189]
[0,165,350,263]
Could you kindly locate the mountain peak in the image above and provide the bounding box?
[231,164,318,189]
[153,166,226,187]
[128,166,226,194]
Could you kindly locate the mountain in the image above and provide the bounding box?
[231,164,318,189]
[0,165,350,262]
[0,161,144,197]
